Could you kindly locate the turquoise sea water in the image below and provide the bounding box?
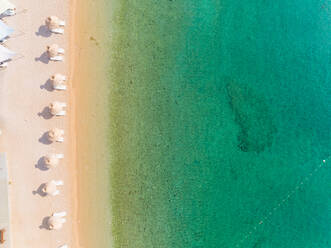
[107,0,331,247]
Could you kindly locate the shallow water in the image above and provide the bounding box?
[106,0,331,247]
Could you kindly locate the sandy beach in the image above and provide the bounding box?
[0,0,78,247]
[72,0,112,246]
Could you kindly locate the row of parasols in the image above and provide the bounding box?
[0,2,70,246]
[0,0,67,67]
[34,5,68,248]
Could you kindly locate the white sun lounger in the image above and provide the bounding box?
[54,84,67,91]
[55,154,64,159]
[57,48,65,54]
[53,211,66,217]
[55,110,66,116]
[52,190,60,196]
[58,75,66,81]
[51,217,66,224]
[59,20,66,26]
[51,28,64,34]
[55,102,67,116]
[50,56,63,61]
[56,137,64,142]
[53,180,64,186]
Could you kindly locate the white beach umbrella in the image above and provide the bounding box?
[42,181,58,195]
[49,101,65,115]
[43,154,60,168]
[0,45,15,63]
[0,20,13,41]
[51,74,66,90]
[47,44,59,58]
[51,73,65,83]
[45,16,60,30]
[48,128,64,142]
[0,0,15,15]
[47,216,65,230]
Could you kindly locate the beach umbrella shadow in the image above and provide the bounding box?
[35,25,52,37]
[33,183,47,197]
[35,156,49,171]
[40,79,54,92]
[38,106,53,120]
[39,216,51,230]
[0,14,8,19]
[39,132,53,145]
[35,52,49,64]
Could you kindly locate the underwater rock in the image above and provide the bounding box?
[226,81,277,153]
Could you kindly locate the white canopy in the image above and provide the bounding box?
[44,154,60,168]
[0,20,13,41]
[0,0,15,15]
[0,45,15,63]
[42,181,58,195]
[48,216,64,230]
